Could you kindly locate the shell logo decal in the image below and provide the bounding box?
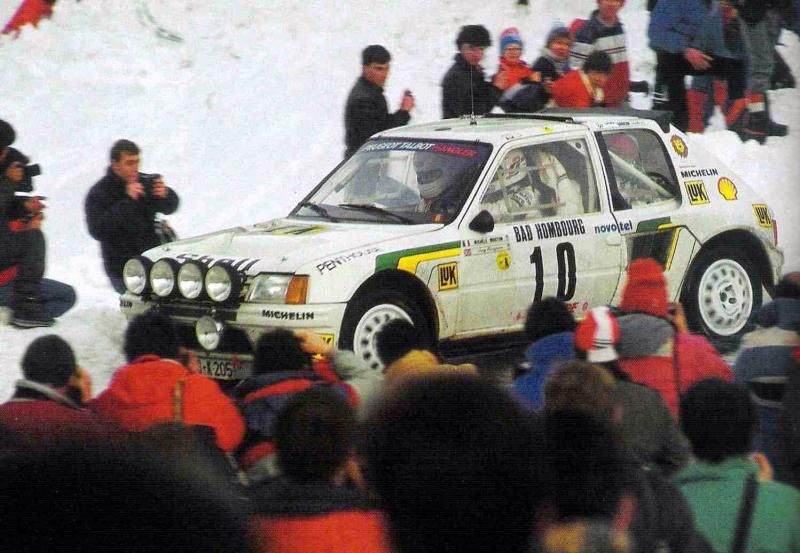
[496,251,511,271]
[671,135,688,158]
[718,177,738,200]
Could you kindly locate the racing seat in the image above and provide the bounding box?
[533,149,584,216]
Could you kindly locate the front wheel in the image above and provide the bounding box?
[339,291,429,372]
[682,248,761,338]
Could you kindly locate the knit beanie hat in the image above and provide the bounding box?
[619,258,669,317]
[499,27,523,53]
[0,119,15,149]
[546,22,572,47]
[574,306,620,363]
[21,335,77,387]
[456,24,492,48]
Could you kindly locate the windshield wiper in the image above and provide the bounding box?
[338,203,413,224]
[298,202,338,222]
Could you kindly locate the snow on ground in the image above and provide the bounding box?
[1,0,798,399]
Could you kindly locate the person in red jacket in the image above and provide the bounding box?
[91,311,245,453]
[0,334,115,446]
[615,258,733,417]
[249,387,391,553]
[551,50,612,108]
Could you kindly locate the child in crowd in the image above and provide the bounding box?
[495,27,538,91]
[551,50,612,108]
[570,0,629,107]
[500,24,571,113]
[531,23,573,93]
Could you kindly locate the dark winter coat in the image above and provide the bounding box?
[84,168,178,278]
[344,76,410,158]
[625,454,713,553]
[734,297,800,483]
[232,371,356,474]
[615,379,691,476]
[249,479,391,553]
[531,49,570,82]
[441,53,501,119]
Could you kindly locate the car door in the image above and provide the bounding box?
[598,128,695,303]
[460,134,624,332]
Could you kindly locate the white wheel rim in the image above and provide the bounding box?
[353,304,412,371]
[697,258,753,336]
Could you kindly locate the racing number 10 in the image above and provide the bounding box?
[529,242,577,302]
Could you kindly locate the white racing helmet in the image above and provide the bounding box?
[414,151,451,199]
[496,150,529,187]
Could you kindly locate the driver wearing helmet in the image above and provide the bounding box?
[414,151,457,215]
[482,150,540,221]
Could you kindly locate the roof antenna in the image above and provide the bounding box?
[469,64,477,125]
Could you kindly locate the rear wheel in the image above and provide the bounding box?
[683,248,761,338]
[339,291,429,372]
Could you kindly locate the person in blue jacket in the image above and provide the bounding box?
[513,297,576,411]
[648,0,748,133]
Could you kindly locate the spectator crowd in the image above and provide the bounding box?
[1,259,798,552]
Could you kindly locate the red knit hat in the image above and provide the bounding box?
[575,306,620,363]
[619,258,669,317]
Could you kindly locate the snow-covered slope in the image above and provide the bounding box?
[1,0,798,398]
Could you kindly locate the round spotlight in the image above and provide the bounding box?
[177,261,205,300]
[205,265,241,303]
[196,316,223,350]
[149,259,179,298]
[123,256,151,295]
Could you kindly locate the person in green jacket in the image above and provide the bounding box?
[675,378,800,553]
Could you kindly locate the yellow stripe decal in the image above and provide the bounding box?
[397,248,461,274]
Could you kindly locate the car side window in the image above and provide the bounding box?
[479,138,600,224]
[602,130,680,209]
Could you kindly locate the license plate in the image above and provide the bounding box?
[197,353,253,380]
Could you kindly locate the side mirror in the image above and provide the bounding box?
[469,210,495,233]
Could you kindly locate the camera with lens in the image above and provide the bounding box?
[138,172,162,195]
[22,163,41,180]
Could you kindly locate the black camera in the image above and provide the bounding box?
[23,163,41,179]
[138,172,162,194]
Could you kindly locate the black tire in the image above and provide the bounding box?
[339,290,429,372]
[682,247,762,339]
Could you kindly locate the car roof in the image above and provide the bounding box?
[375,108,673,144]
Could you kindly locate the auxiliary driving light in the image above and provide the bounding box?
[196,315,224,351]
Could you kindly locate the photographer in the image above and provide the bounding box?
[85,139,179,294]
[0,119,68,328]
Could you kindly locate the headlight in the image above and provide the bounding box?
[205,264,241,303]
[149,259,179,298]
[122,256,151,295]
[177,261,205,299]
[247,274,308,304]
[196,316,223,350]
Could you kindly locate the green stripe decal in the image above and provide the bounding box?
[375,242,462,273]
[636,217,672,233]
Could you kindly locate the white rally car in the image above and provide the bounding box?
[120,109,783,379]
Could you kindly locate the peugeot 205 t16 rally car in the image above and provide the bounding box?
[119,109,783,379]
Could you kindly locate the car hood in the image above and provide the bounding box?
[147,217,441,274]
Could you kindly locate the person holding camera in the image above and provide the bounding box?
[85,139,179,294]
[344,44,415,159]
[0,119,72,328]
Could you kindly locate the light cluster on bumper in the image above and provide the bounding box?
[122,256,307,304]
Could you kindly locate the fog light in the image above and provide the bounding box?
[196,316,223,351]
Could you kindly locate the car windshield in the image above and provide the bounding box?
[293,140,493,224]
